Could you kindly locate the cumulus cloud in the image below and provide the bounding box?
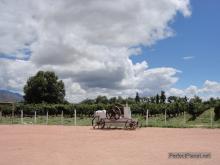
[0,0,193,102]
[0,0,37,59]
[168,80,220,100]
[0,59,37,93]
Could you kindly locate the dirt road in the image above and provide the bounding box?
[0,125,219,165]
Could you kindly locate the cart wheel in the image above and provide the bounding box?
[99,119,105,129]
[92,116,99,129]
[125,119,137,130]
[114,106,121,120]
[106,112,111,119]
[106,105,121,120]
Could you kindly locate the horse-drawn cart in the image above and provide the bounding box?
[92,104,138,129]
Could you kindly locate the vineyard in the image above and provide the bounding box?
[1,100,220,128]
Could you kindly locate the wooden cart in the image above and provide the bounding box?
[92,105,138,130]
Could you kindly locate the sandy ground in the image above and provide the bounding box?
[0,125,219,165]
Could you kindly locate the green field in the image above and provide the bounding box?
[0,108,220,128]
[0,116,91,126]
[135,108,220,128]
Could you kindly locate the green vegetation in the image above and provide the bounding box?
[135,108,220,128]
[0,108,220,128]
[214,103,220,120]
[1,90,220,128]
[0,116,91,126]
[24,71,65,104]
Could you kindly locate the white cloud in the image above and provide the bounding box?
[167,88,184,96]
[198,80,220,97]
[0,0,38,58]
[182,56,195,60]
[0,0,193,102]
[168,80,220,100]
[0,59,37,93]
[139,67,180,94]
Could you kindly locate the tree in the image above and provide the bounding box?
[190,96,202,103]
[95,96,108,104]
[160,91,166,103]
[156,94,160,104]
[207,97,216,107]
[127,97,136,104]
[214,103,220,120]
[81,98,95,104]
[150,96,155,103]
[183,96,188,103]
[135,92,140,103]
[117,96,124,104]
[109,97,117,104]
[167,96,178,103]
[142,97,150,103]
[24,71,65,104]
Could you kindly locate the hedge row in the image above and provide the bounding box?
[0,102,210,118]
[14,103,111,116]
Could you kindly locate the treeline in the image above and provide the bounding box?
[1,94,219,120]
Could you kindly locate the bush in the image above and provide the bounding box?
[214,104,220,120]
[187,102,209,119]
[0,104,13,116]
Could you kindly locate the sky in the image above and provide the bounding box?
[0,0,220,102]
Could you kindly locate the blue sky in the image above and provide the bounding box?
[131,0,220,89]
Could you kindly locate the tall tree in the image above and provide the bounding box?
[24,71,65,104]
[135,92,140,103]
[183,96,188,103]
[160,91,166,103]
[156,94,160,104]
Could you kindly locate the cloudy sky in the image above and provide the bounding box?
[0,0,220,102]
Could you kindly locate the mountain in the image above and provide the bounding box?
[0,90,23,102]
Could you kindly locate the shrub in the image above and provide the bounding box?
[187,102,208,119]
[214,104,220,120]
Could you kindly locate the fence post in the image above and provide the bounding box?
[184,111,186,125]
[0,110,2,121]
[61,110,63,125]
[74,109,76,126]
[12,103,15,124]
[210,110,213,128]
[21,110,23,124]
[34,111,37,124]
[165,109,167,126]
[46,111,48,125]
[146,109,149,127]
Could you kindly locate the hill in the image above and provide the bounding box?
[0,90,23,102]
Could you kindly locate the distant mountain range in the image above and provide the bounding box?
[0,90,23,102]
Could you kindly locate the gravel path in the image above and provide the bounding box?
[0,125,219,165]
